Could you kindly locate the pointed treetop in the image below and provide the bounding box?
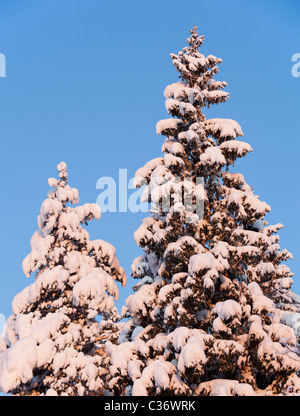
[57,161,68,184]
[186,25,204,52]
[46,161,80,209]
[168,25,225,104]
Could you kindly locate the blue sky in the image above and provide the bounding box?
[0,0,299,321]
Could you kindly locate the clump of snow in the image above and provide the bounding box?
[200,146,226,166]
[205,118,243,139]
[212,300,242,322]
[156,119,183,136]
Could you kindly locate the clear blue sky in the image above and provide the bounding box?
[0,0,299,321]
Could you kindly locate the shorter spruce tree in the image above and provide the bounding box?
[0,162,126,396]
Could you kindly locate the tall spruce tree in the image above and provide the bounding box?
[107,27,300,396]
[0,162,126,396]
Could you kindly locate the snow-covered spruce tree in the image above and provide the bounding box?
[0,162,126,396]
[106,27,300,396]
